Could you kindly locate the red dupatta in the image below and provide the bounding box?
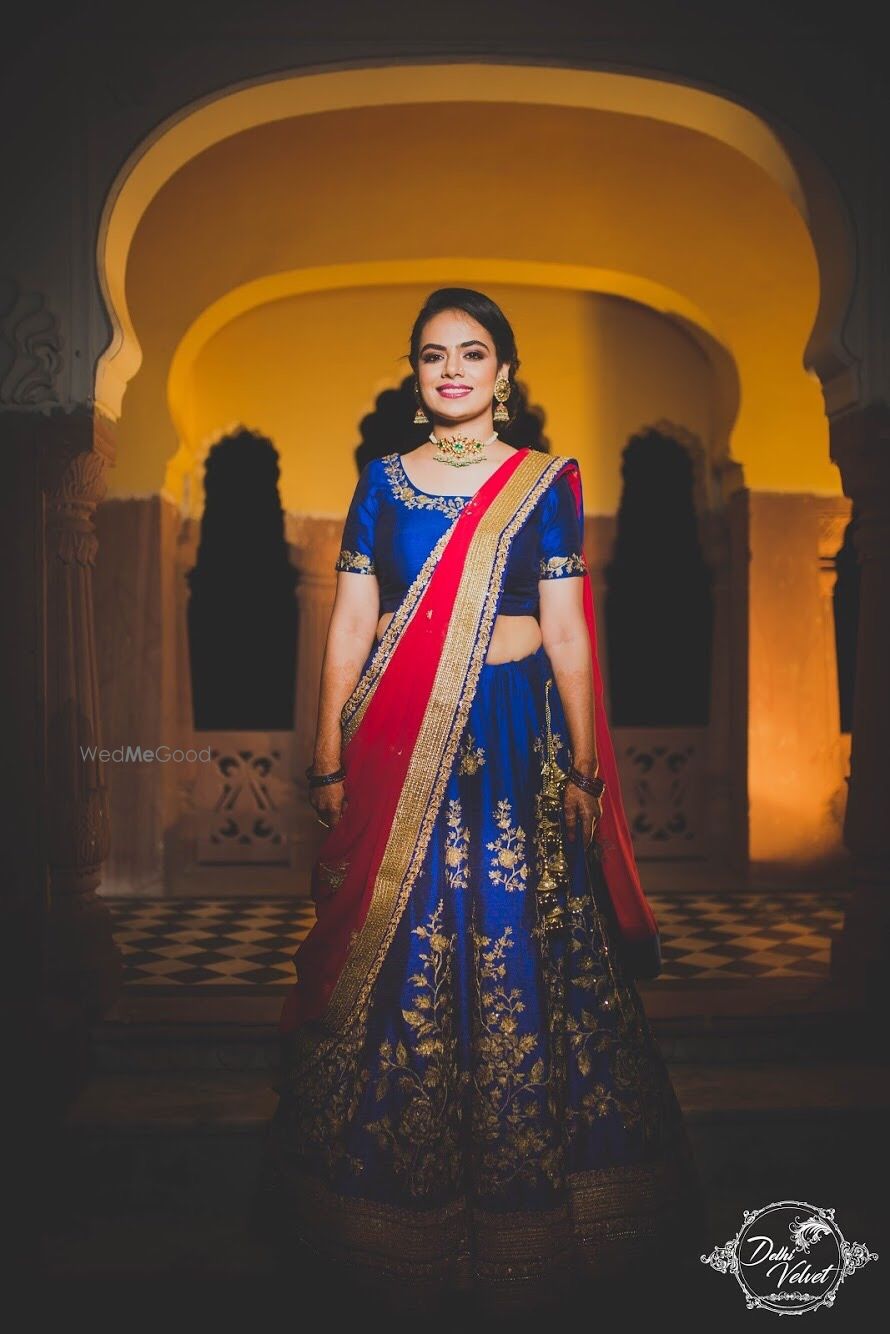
[561,465,661,971]
[280,449,658,1057]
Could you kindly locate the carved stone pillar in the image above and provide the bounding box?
[816,500,854,846]
[289,515,343,870]
[40,411,122,1016]
[585,515,612,706]
[830,402,890,1009]
[700,511,736,868]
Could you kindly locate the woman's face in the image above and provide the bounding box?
[416,308,511,429]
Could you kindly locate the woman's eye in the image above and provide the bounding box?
[465,350,484,359]
[421,352,442,362]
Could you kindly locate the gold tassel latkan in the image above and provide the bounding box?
[534,678,569,936]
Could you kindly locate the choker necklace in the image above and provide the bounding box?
[429,430,498,467]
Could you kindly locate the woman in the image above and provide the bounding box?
[263,289,706,1315]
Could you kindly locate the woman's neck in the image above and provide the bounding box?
[428,410,495,442]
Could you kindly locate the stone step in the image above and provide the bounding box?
[65,1059,890,1134]
[45,1060,889,1297]
[57,1059,890,1195]
[90,978,876,1071]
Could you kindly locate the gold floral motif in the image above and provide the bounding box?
[470,917,564,1194]
[317,859,349,895]
[383,452,470,518]
[539,552,587,578]
[335,548,375,573]
[277,991,372,1178]
[527,696,681,1146]
[486,798,529,893]
[457,730,486,775]
[535,883,682,1145]
[443,799,470,890]
[364,902,469,1197]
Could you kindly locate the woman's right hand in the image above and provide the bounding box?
[309,774,347,829]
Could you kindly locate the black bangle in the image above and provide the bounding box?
[568,767,605,798]
[305,764,345,788]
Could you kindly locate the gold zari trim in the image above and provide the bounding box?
[269,1143,701,1306]
[335,548,375,573]
[340,523,455,744]
[539,552,587,577]
[383,451,470,517]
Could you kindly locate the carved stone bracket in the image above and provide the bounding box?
[0,278,63,406]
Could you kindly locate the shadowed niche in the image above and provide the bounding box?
[833,509,860,735]
[186,429,298,730]
[604,429,714,727]
[354,373,550,471]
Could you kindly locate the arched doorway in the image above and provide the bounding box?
[91,63,857,895]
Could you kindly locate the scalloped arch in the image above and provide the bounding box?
[95,62,856,421]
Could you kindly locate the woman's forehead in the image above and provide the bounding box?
[421,309,490,342]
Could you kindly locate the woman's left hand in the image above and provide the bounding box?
[564,783,603,847]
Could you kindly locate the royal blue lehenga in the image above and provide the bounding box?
[262,452,706,1313]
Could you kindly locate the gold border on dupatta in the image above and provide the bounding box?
[340,522,457,744]
[293,451,568,1069]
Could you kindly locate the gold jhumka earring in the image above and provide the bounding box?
[413,380,430,425]
[493,375,511,423]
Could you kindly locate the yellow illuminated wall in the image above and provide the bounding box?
[184,285,715,516]
[110,101,840,510]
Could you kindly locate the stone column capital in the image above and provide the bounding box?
[39,408,116,567]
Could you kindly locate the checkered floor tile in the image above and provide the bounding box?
[647,892,846,980]
[106,891,848,989]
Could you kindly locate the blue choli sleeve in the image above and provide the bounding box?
[538,466,588,579]
[334,460,380,575]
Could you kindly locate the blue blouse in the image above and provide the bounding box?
[334,451,587,617]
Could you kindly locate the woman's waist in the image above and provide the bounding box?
[375,610,543,664]
[378,590,539,615]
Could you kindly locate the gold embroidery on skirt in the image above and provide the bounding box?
[457,730,486,774]
[364,901,469,1197]
[278,992,373,1178]
[280,664,685,1208]
[485,798,529,892]
[470,917,563,1195]
[443,799,470,889]
[529,685,685,1145]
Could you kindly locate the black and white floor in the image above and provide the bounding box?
[106,890,846,990]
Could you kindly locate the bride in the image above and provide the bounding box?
[262,287,706,1315]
